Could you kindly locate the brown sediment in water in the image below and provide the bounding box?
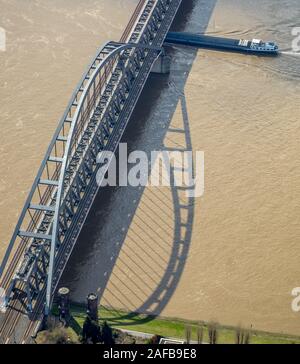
[0,0,300,336]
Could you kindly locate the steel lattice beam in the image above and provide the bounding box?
[0,0,182,316]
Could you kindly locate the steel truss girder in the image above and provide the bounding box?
[0,0,182,315]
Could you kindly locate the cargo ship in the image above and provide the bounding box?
[165,32,279,56]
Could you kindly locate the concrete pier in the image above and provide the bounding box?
[87,293,99,321]
[58,287,70,319]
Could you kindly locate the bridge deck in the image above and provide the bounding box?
[0,0,182,344]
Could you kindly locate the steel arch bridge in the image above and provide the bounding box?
[0,0,182,331]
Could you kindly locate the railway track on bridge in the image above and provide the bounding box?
[0,0,182,344]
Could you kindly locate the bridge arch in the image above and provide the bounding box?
[0,40,161,313]
[0,1,184,342]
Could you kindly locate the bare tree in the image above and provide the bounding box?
[244,331,251,344]
[235,327,251,344]
[208,322,218,344]
[236,327,242,344]
[185,325,192,344]
[197,326,204,344]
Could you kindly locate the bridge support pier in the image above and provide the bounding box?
[87,293,99,321]
[58,287,70,322]
[151,51,171,74]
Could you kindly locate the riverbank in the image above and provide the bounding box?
[68,304,300,344]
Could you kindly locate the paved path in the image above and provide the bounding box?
[118,328,203,344]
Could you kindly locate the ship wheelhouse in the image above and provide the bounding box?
[250,38,278,52]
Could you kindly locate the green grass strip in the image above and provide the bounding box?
[67,303,300,344]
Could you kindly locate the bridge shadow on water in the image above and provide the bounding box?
[60,0,217,328]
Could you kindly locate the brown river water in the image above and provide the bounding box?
[0,0,300,335]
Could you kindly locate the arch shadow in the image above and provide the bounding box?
[60,0,217,328]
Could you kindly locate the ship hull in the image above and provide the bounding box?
[165,32,279,56]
